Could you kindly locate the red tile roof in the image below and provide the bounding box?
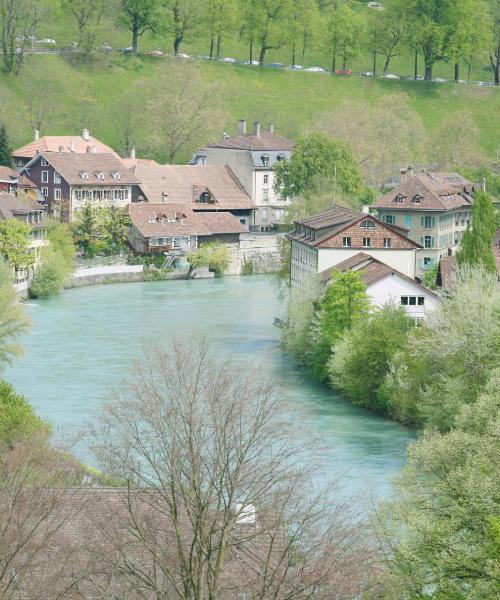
[13,135,119,159]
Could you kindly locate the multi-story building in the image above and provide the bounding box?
[374,169,480,278]
[192,120,294,231]
[287,205,421,296]
[12,129,119,168]
[20,152,141,220]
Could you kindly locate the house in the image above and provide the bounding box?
[129,163,255,230]
[128,202,246,255]
[194,120,294,230]
[374,168,482,278]
[0,191,49,279]
[12,129,120,168]
[321,253,439,320]
[20,152,141,220]
[287,205,421,295]
[0,166,19,193]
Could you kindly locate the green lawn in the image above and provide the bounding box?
[0,54,498,167]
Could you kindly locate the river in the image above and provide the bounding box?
[5,275,413,507]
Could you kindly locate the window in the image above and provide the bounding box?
[41,187,48,197]
[404,215,412,227]
[342,236,351,247]
[54,188,61,200]
[423,236,433,248]
[41,170,49,183]
[261,154,270,167]
[54,171,61,184]
[262,189,269,202]
[360,220,375,228]
[401,296,423,306]
[383,237,391,248]
[263,174,269,185]
[41,158,48,166]
[401,296,408,305]
[418,297,425,306]
[423,257,434,268]
[395,194,405,203]
[363,237,371,247]
[421,215,435,228]
[384,215,396,225]
[413,194,422,204]
[409,296,417,305]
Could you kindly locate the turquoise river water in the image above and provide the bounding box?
[5,275,414,507]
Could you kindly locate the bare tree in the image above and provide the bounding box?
[62,0,105,54]
[90,339,381,599]
[0,0,38,74]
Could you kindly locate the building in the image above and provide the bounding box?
[12,129,120,168]
[128,202,246,255]
[287,205,421,295]
[129,163,255,230]
[20,152,141,220]
[321,253,439,320]
[0,166,19,193]
[196,120,294,230]
[0,191,48,279]
[374,169,481,278]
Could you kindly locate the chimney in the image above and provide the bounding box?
[481,177,486,192]
[238,119,247,134]
[70,141,75,152]
[400,167,407,182]
[82,128,90,141]
[269,123,274,134]
[91,146,97,153]
[130,146,136,159]
[407,164,414,177]
[362,205,370,214]
[34,130,40,141]
[254,121,261,138]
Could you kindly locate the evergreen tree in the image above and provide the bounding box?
[0,124,13,168]
[457,190,497,273]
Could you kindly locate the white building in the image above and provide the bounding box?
[191,120,294,231]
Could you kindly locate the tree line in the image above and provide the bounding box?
[1,0,499,82]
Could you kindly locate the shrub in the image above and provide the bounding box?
[188,243,229,276]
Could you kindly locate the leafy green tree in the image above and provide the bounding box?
[0,123,13,167]
[457,190,497,273]
[62,0,105,54]
[0,219,34,271]
[374,0,405,75]
[487,0,500,84]
[287,0,320,66]
[0,259,30,369]
[239,0,260,62]
[164,0,201,54]
[423,262,438,289]
[72,202,100,257]
[382,367,500,599]
[253,0,290,65]
[329,304,412,415]
[326,3,363,71]
[100,207,129,253]
[274,133,371,202]
[205,0,236,59]
[309,270,370,381]
[187,242,229,276]
[119,0,162,54]
[0,0,36,74]
[0,381,49,448]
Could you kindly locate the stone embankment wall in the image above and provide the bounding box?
[227,233,282,275]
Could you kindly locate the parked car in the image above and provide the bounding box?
[368,2,383,8]
[243,60,260,66]
[145,50,165,57]
[121,47,134,54]
[222,57,237,63]
[384,73,400,79]
[335,68,352,75]
[269,62,284,68]
[101,43,112,53]
[361,70,374,76]
[177,53,190,59]
[289,64,303,70]
[38,38,56,45]
[305,66,325,72]
[433,77,447,83]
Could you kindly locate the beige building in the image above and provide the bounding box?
[192,121,294,231]
[374,170,481,278]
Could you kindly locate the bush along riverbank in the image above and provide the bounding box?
[282,267,500,431]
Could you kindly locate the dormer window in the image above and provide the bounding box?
[413,194,422,204]
[95,172,105,181]
[80,171,89,180]
[198,191,215,204]
[111,172,121,181]
[360,220,375,228]
[395,194,405,203]
[261,153,270,167]
[276,153,286,162]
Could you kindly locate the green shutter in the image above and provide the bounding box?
[431,237,435,247]
[420,216,424,226]
[432,217,436,227]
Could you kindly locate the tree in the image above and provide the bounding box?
[119,0,162,55]
[457,190,497,273]
[0,123,12,167]
[274,133,371,202]
[309,270,370,381]
[0,259,30,369]
[329,304,412,415]
[488,0,500,84]
[62,0,105,54]
[0,381,49,448]
[187,241,229,276]
[239,0,260,62]
[381,367,500,599]
[0,0,37,74]
[164,0,201,55]
[375,0,405,75]
[0,219,34,271]
[205,0,236,59]
[254,0,290,65]
[72,202,100,257]
[287,0,320,66]
[90,340,380,599]
[326,3,362,71]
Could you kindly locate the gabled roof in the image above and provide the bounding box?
[22,153,140,186]
[0,191,43,220]
[207,132,294,152]
[375,172,475,211]
[121,157,160,172]
[13,135,119,159]
[132,164,255,211]
[287,205,419,249]
[320,252,438,296]
[128,203,246,239]
[0,166,19,183]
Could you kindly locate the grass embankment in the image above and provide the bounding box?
[0,55,499,166]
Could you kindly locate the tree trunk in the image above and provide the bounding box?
[292,43,296,65]
[414,49,418,79]
[174,35,183,55]
[424,63,432,81]
[209,33,214,59]
[216,34,221,59]
[259,42,266,65]
[454,62,459,82]
[342,52,347,70]
[249,39,253,63]
[383,55,390,75]
[301,44,305,68]
[467,60,472,84]
[490,52,499,84]
[132,28,139,55]
[373,51,376,76]
[331,51,336,73]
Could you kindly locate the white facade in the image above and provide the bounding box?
[317,247,417,279]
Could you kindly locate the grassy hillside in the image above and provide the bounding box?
[0,54,499,177]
